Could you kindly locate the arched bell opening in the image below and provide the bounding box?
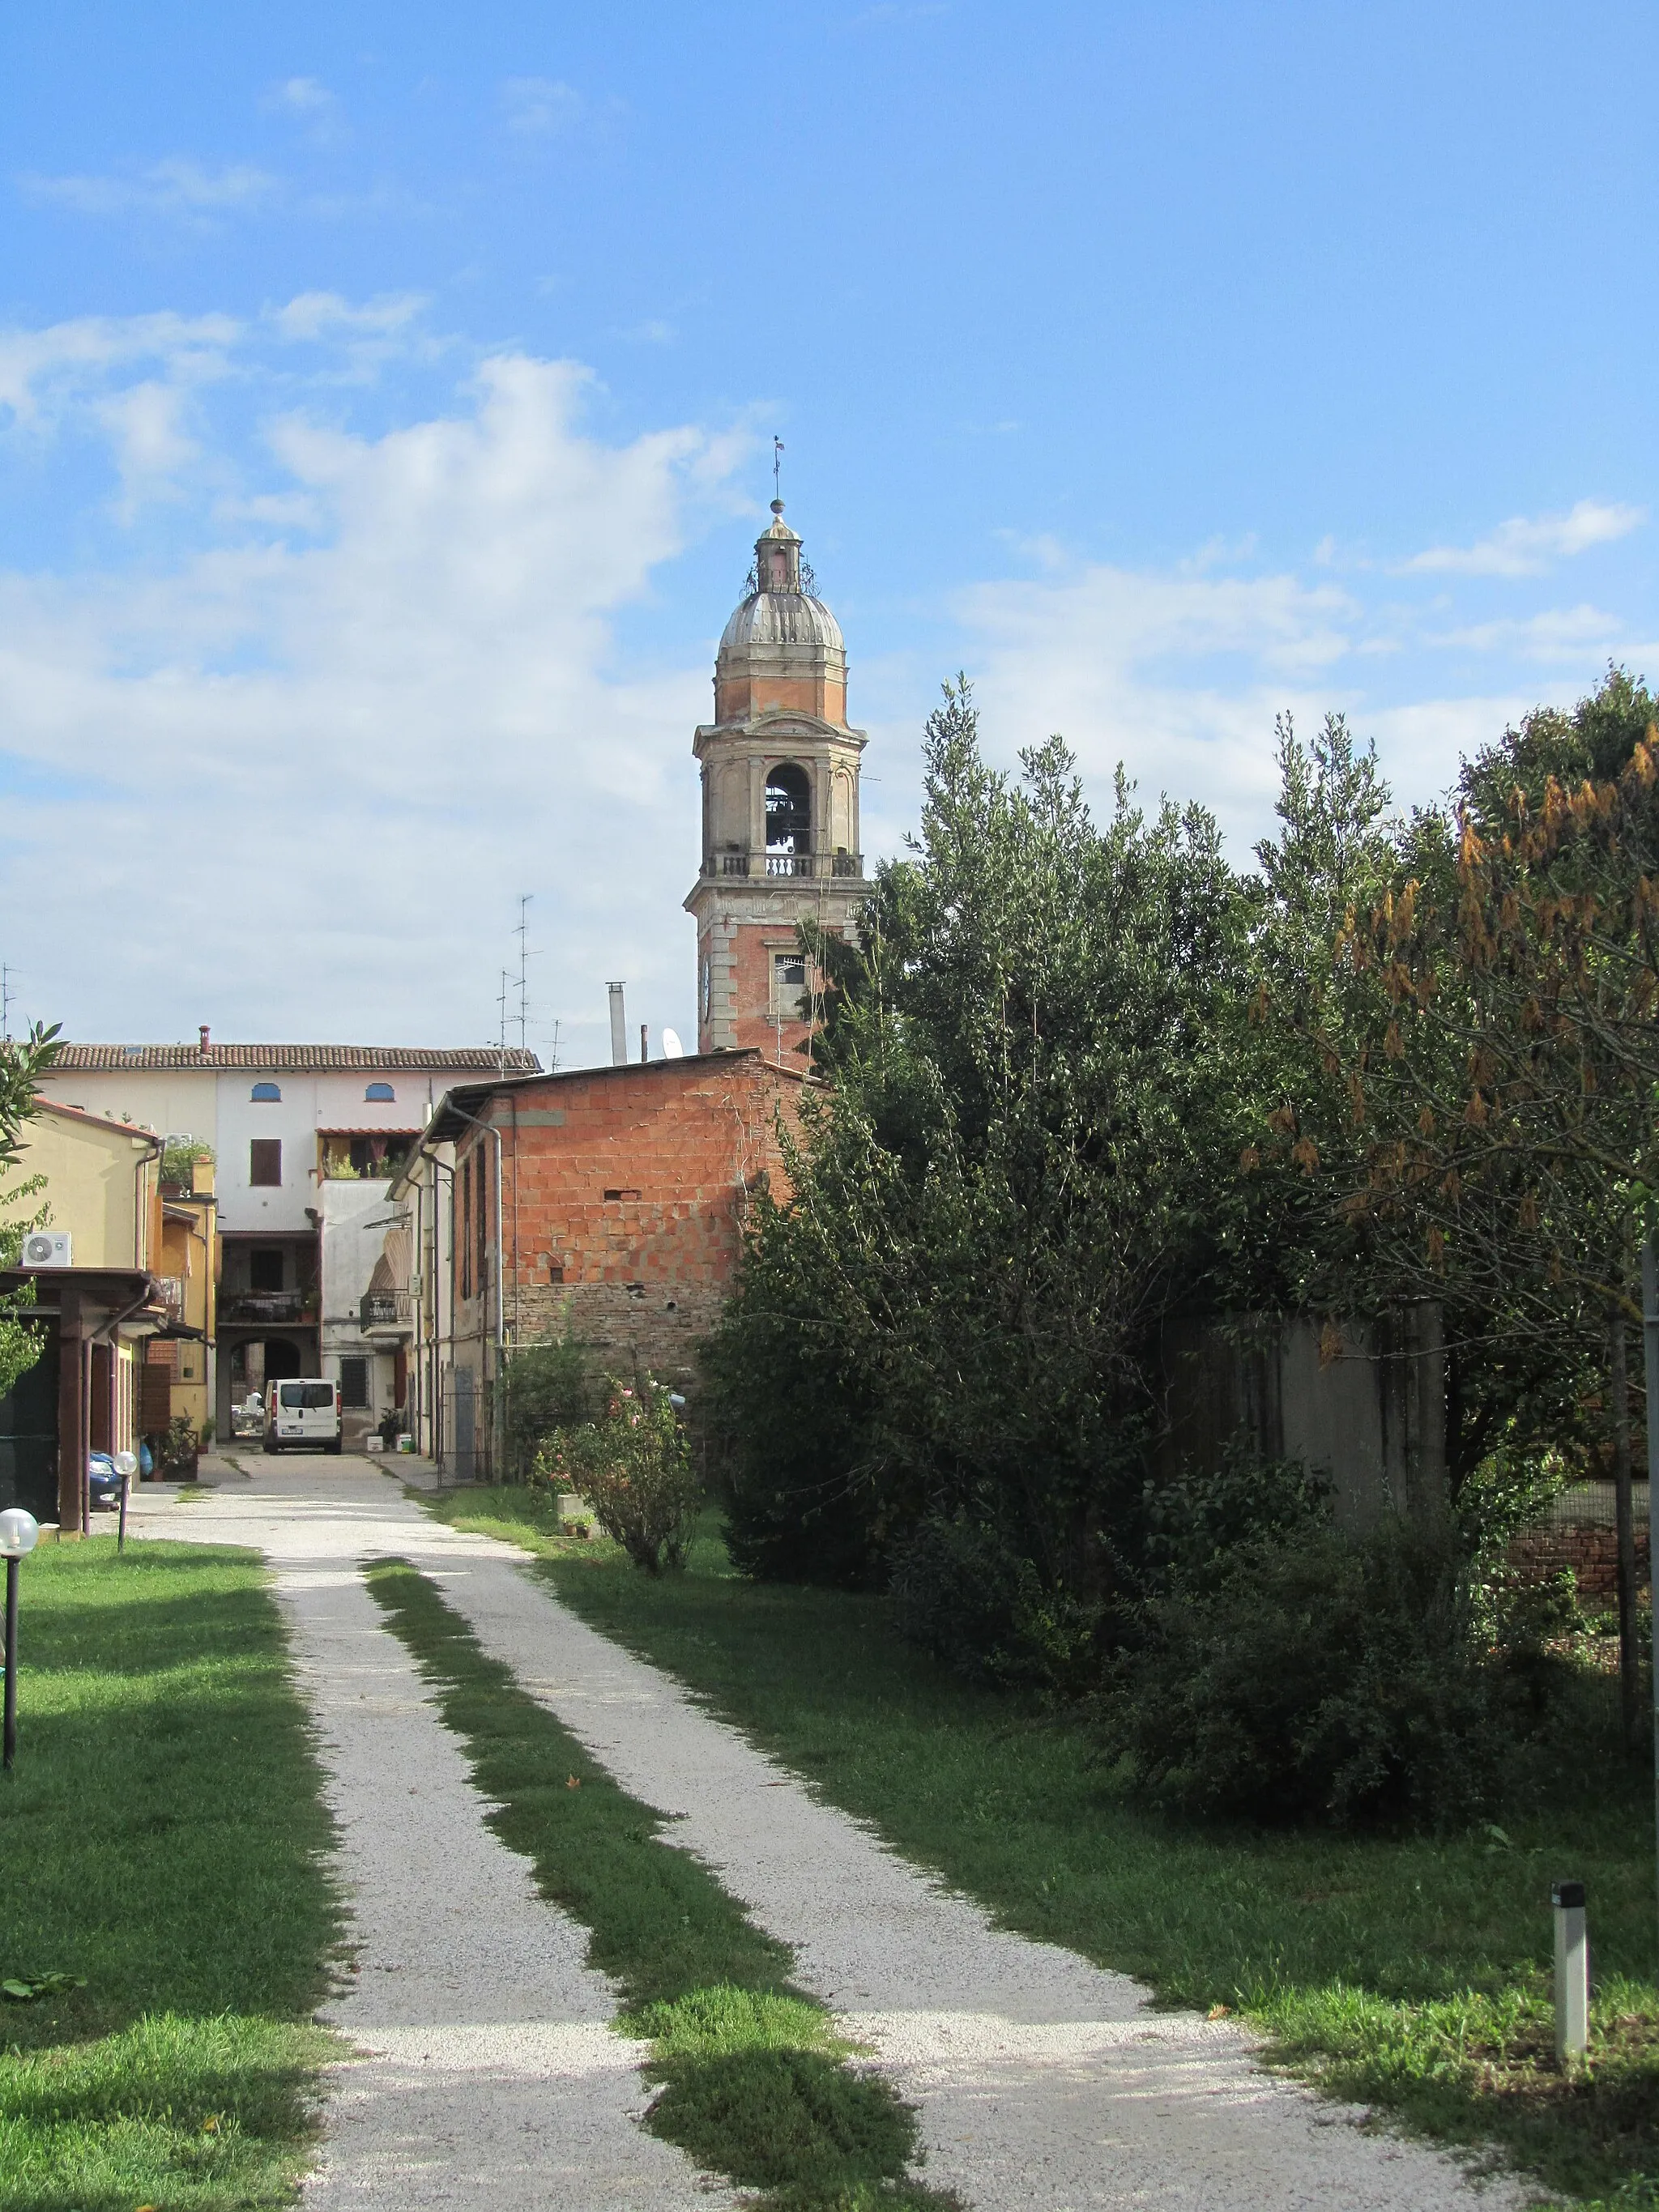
[765,761,812,855]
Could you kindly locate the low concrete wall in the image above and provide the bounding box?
[1155,1306,1448,1530]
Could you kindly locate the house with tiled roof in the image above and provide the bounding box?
[39,1032,538,1446]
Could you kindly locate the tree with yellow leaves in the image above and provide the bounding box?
[1286,671,1659,1744]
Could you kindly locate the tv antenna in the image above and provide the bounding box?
[0,965,12,1042]
[515,893,534,1055]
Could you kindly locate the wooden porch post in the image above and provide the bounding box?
[79,1336,93,1534]
[55,1289,83,1533]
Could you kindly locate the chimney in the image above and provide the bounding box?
[198,1025,211,1051]
[608,983,627,1068]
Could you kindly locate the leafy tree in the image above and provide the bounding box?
[0,1024,62,1403]
[1280,671,1659,1740]
[710,683,1252,1634]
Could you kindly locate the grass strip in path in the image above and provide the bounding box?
[366,1558,960,2212]
[0,1536,339,2210]
[416,1489,1659,2212]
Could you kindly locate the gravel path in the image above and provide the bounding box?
[134,1460,1533,2211]
[134,1468,735,2212]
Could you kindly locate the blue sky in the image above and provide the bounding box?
[3,2,1657,1066]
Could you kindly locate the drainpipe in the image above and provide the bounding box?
[131,1131,163,1268]
[424,1103,503,1478]
[433,1153,453,1468]
[408,1133,454,1469]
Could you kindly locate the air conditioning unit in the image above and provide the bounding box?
[22,1231,72,1268]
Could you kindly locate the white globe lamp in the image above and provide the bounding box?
[1,1506,40,1771]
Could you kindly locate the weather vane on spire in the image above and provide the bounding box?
[773,436,784,505]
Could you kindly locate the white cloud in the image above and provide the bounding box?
[950,561,1359,845]
[1363,693,1541,803]
[259,78,345,148]
[1404,498,1644,578]
[269,292,425,342]
[0,301,429,502]
[266,77,334,115]
[501,78,585,135]
[1431,603,1625,660]
[20,160,279,222]
[96,381,200,514]
[0,351,753,1062]
[1,302,1645,1055]
[0,312,241,422]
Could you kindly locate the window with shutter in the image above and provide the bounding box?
[249,1138,282,1187]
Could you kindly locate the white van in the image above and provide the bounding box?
[265,1379,343,1455]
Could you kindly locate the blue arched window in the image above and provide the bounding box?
[251,1081,281,1102]
[365,1081,395,1102]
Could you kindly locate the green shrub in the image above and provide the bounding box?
[1141,1441,1331,1590]
[888,1514,1100,1695]
[500,1319,592,1481]
[160,1139,214,1185]
[1094,1514,1511,1830]
[552,1377,701,1575]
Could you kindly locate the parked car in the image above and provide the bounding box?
[88,1452,122,1511]
[265,1378,343,1455]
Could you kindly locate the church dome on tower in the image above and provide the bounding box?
[720,503,841,647]
[718,590,844,653]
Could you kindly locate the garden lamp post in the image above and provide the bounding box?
[0,1507,41,1771]
[115,1450,138,1553]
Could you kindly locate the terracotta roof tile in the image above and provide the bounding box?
[53,1044,540,1074]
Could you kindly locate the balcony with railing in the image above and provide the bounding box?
[702,849,863,881]
[220,1288,316,1326]
[360,1288,413,1336]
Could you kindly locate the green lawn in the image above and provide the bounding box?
[0,1537,339,2210]
[420,1486,1659,2212]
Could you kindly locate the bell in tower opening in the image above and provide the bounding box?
[684,501,869,1063]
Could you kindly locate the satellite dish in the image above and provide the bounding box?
[661,1028,685,1059]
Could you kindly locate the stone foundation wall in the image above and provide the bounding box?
[1507,1524,1652,1607]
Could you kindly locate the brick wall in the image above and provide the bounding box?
[457,1051,800,1396]
[1508,1524,1651,1608]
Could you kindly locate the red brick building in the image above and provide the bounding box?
[396,1051,801,1475]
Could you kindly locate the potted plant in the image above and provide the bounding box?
[159,1413,198,1482]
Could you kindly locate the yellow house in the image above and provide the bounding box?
[19,1102,164,1272]
[155,1150,218,1438]
[0,1103,174,1526]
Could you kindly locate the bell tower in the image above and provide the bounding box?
[685,502,868,1063]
